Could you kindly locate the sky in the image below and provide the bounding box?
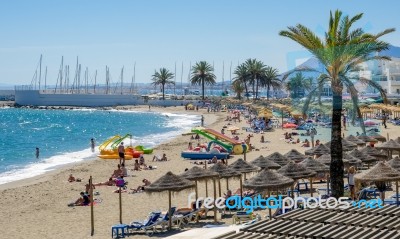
[0,0,399,87]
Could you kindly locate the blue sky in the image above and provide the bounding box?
[0,0,399,86]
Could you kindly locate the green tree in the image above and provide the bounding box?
[231,79,245,100]
[285,72,312,98]
[233,63,250,100]
[280,10,394,198]
[244,59,267,100]
[262,66,281,100]
[190,61,216,100]
[151,68,175,100]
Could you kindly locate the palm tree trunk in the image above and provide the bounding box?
[267,85,270,101]
[202,79,205,101]
[330,81,344,198]
[255,78,259,100]
[162,84,165,100]
[244,82,249,100]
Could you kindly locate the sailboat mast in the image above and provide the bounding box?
[222,61,225,92]
[120,66,124,94]
[130,62,136,93]
[174,62,176,95]
[44,66,47,92]
[180,62,183,95]
[229,61,232,85]
[38,54,42,91]
[94,70,97,93]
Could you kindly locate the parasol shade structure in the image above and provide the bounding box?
[376,139,400,158]
[345,135,367,146]
[284,149,307,163]
[305,144,330,156]
[146,171,195,229]
[243,169,294,219]
[265,152,290,166]
[209,162,241,194]
[282,123,297,129]
[349,149,377,165]
[228,158,260,197]
[343,154,362,166]
[316,154,350,166]
[360,146,387,160]
[368,132,387,142]
[277,161,317,180]
[300,157,329,173]
[357,135,379,143]
[388,156,400,172]
[251,155,281,170]
[324,139,357,152]
[355,162,400,182]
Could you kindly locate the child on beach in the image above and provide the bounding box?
[73,192,90,206]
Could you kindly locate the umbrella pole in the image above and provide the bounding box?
[119,185,122,224]
[268,190,272,220]
[213,178,217,222]
[240,175,243,198]
[168,190,172,230]
[397,181,399,206]
[195,180,198,201]
[205,179,208,198]
[291,184,295,198]
[226,178,229,191]
[310,177,313,197]
[218,178,221,197]
[90,176,94,236]
[327,174,330,197]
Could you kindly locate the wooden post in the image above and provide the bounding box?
[396,181,399,206]
[239,175,243,198]
[168,190,172,230]
[310,177,313,197]
[90,176,94,236]
[119,186,122,224]
[213,178,217,222]
[268,190,272,220]
[195,180,198,201]
[226,178,229,191]
[218,178,221,197]
[205,179,208,198]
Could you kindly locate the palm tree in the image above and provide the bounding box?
[231,79,245,100]
[151,68,175,100]
[262,66,281,100]
[285,72,312,99]
[190,61,216,100]
[244,59,267,100]
[280,10,394,198]
[233,63,250,100]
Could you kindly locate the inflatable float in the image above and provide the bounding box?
[134,145,154,154]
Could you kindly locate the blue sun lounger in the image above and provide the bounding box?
[127,211,161,235]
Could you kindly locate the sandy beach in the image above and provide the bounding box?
[1,105,399,239]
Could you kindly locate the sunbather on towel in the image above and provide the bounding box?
[130,179,151,193]
[93,177,115,186]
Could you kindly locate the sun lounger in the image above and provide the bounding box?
[232,209,254,224]
[127,211,161,235]
[153,207,182,231]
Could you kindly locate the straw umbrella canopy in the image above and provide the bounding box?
[376,139,400,158]
[228,158,260,197]
[368,132,387,142]
[251,155,281,170]
[300,157,329,197]
[305,144,330,156]
[345,135,367,146]
[209,162,241,194]
[278,161,317,198]
[243,169,294,219]
[265,152,290,166]
[348,148,378,166]
[360,146,387,160]
[146,171,195,229]
[325,139,357,151]
[284,149,307,162]
[388,156,400,172]
[355,162,400,205]
[316,154,349,166]
[343,154,362,166]
[357,135,379,143]
[395,137,400,145]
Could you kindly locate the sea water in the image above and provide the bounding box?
[0,107,200,185]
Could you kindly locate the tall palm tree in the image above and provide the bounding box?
[262,66,281,100]
[280,10,394,198]
[231,79,245,100]
[244,59,267,100]
[285,72,312,99]
[190,61,216,100]
[233,63,250,100]
[151,68,175,100]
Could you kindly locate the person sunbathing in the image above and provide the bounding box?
[74,192,90,206]
[161,153,168,161]
[85,183,95,194]
[111,164,123,178]
[68,174,76,182]
[133,160,141,171]
[130,179,151,193]
[94,177,115,186]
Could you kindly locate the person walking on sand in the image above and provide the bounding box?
[35,147,39,159]
[382,114,387,129]
[201,115,204,127]
[90,138,95,153]
[118,142,125,165]
[310,128,317,148]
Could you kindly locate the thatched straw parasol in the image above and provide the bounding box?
[355,162,400,205]
[376,139,400,158]
[265,152,290,166]
[316,154,349,166]
[300,157,329,197]
[368,132,387,142]
[324,139,357,151]
[345,135,367,146]
[388,156,400,172]
[348,149,377,168]
[243,169,294,220]
[395,137,400,145]
[251,155,281,170]
[228,158,260,197]
[305,144,330,156]
[146,171,195,229]
[284,149,307,162]
[360,146,387,160]
[357,135,379,143]
[343,154,362,166]
[278,161,317,198]
[209,162,241,194]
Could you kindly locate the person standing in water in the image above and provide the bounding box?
[118,142,125,165]
[90,138,95,152]
[35,147,39,159]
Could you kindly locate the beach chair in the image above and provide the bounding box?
[232,208,254,224]
[127,211,161,236]
[153,207,182,231]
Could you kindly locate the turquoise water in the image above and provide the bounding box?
[0,107,199,184]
